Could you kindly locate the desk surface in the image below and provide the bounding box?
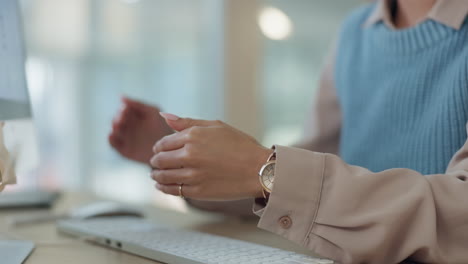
[0,192,315,264]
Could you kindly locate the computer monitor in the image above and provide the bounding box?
[0,0,31,120]
[0,0,40,191]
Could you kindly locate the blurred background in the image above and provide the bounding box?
[14,0,361,210]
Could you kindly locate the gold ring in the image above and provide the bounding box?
[179,184,185,199]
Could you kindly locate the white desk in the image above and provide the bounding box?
[0,192,316,264]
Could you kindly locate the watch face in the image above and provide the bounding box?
[260,162,275,192]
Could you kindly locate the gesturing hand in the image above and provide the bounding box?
[150,113,273,201]
[109,97,173,164]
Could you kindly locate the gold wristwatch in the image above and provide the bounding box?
[258,150,276,200]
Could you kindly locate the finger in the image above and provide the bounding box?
[120,105,132,125]
[159,112,221,132]
[112,104,132,129]
[122,96,156,116]
[110,119,125,138]
[109,124,123,141]
[151,169,198,185]
[153,131,189,154]
[112,107,125,127]
[109,134,124,149]
[150,149,185,169]
[122,96,147,109]
[156,183,199,198]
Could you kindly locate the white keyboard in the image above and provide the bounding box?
[57,217,333,264]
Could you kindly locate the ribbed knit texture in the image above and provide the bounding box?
[335,5,468,174]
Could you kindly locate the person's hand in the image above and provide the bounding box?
[150,113,273,201]
[109,97,173,164]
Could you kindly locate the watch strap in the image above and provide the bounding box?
[267,151,276,162]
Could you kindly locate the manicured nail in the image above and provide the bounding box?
[159,112,180,121]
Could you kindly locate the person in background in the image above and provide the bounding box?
[109,0,468,263]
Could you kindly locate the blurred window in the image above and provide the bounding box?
[20,0,361,209]
[259,0,360,146]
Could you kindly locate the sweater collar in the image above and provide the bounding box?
[363,0,468,30]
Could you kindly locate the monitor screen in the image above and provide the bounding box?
[0,0,40,190]
[0,0,31,121]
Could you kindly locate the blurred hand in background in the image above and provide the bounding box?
[109,97,174,164]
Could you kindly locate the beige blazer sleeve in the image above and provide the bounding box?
[185,55,342,217]
[254,126,468,264]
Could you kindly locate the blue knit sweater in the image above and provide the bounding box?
[335,5,468,174]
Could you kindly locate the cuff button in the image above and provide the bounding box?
[278,216,292,229]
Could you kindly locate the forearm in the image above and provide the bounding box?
[255,145,468,264]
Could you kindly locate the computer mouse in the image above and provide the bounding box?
[68,201,144,219]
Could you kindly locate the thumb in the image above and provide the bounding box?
[159,112,216,132]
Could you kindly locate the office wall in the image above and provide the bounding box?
[19,0,361,210]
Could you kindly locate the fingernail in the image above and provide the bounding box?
[159,112,180,121]
[155,183,162,190]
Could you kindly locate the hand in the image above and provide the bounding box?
[150,113,273,201]
[109,97,173,164]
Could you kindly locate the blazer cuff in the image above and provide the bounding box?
[254,145,326,246]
